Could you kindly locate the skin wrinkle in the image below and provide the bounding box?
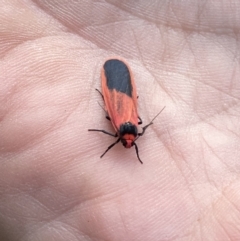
[202,146,219,192]
[225,121,240,140]
[2,55,85,153]
[232,61,240,85]
[0,16,61,58]
[167,65,239,104]
[30,1,66,31]
[22,194,89,239]
[168,140,198,211]
[200,138,240,231]
[3,165,111,231]
[190,219,201,241]
[34,0,237,60]
[213,36,238,58]
[26,221,88,241]
[196,0,208,25]
[56,223,86,241]
[230,61,240,92]
[223,185,240,217]
[202,112,238,139]
[185,49,238,101]
[212,204,232,240]
[114,1,240,35]
[157,110,233,154]
[118,208,129,238]
[199,221,204,241]
[34,0,240,39]
[83,19,136,29]
[169,86,191,106]
[129,27,169,110]
[31,189,80,219]
[129,26,174,106]
[194,102,236,127]
[1,106,75,154]
[130,27,143,61]
[51,181,129,215]
[165,133,203,228]
[201,132,236,174]
[201,134,221,165]
[135,64,174,104]
[0,40,29,59]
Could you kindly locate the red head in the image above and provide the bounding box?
[119,122,138,148]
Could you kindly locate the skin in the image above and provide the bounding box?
[0,1,240,240]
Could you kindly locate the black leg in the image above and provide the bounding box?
[138,116,143,125]
[133,142,143,164]
[88,129,117,137]
[95,89,111,121]
[138,106,166,136]
[138,122,153,136]
[95,89,104,99]
[100,138,121,158]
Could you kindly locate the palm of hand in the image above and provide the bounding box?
[0,1,239,241]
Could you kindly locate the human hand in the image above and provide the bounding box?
[0,1,239,240]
